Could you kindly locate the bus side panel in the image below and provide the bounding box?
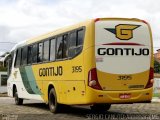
[32,54,86,104]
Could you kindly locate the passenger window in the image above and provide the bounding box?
[32,44,38,63]
[69,31,76,48]
[56,36,63,59]
[15,49,21,67]
[50,39,56,61]
[63,34,68,59]
[77,29,84,46]
[21,46,28,65]
[38,42,43,62]
[28,45,32,64]
[68,31,77,58]
[43,40,49,61]
[68,28,84,58]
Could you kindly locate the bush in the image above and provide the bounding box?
[0,67,7,72]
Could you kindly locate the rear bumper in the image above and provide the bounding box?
[85,87,153,104]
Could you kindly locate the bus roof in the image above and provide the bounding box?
[10,17,144,51]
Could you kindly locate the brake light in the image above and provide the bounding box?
[141,20,148,24]
[94,18,100,22]
[88,68,102,90]
[145,68,154,88]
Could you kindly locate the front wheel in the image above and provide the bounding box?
[90,104,111,112]
[49,88,61,113]
[14,88,23,105]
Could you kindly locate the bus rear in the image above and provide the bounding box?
[88,18,153,104]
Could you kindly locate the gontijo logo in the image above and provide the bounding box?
[105,24,140,40]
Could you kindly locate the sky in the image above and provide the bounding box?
[0,0,160,55]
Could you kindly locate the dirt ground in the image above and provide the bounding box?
[0,93,7,97]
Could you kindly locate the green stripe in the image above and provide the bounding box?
[19,66,41,95]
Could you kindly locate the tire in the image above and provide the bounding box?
[90,104,111,112]
[14,88,23,105]
[48,88,61,113]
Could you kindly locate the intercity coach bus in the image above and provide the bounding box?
[7,18,154,113]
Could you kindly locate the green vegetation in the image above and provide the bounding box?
[153,93,160,98]
[154,60,160,73]
[0,66,7,71]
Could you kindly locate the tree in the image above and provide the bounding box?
[0,66,7,71]
[154,60,160,73]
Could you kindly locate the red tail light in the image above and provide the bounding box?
[141,20,148,24]
[145,68,154,89]
[94,18,100,22]
[88,68,102,90]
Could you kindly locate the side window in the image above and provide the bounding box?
[50,38,56,61]
[68,28,85,58]
[21,46,28,65]
[38,42,43,62]
[63,34,68,59]
[68,31,76,58]
[15,49,21,67]
[77,29,84,46]
[43,40,49,61]
[32,44,38,63]
[1,75,8,86]
[28,45,32,64]
[56,36,63,60]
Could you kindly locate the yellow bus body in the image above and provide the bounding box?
[8,18,154,106]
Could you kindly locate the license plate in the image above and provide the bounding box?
[119,93,131,99]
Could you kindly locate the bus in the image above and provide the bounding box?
[7,18,154,113]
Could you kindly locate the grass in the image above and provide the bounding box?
[153,93,160,98]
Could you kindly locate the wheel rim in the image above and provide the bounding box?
[49,92,56,110]
[15,93,18,103]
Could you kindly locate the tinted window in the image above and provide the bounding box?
[68,32,76,58]
[69,31,76,48]
[38,43,43,62]
[1,75,8,86]
[77,29,84,46]
[68,28,85,58]
[15,49,21,67]
[43,40,49,61]
[28,45,32,64]
[32,44,38,63]
[21,46,28,65]
[63,35,68,59]
[50,39,56,61]
[56,36,63,59]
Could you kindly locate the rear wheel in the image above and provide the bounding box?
[14,87,23,105]
[49,88,61,113]
[90,104,111,112]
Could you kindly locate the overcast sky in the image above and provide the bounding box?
[0,0,160,55]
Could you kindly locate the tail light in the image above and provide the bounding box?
[141,20,148,24]
[88,68,102,90]
[145,68,154,89]
[94,18,100,22]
